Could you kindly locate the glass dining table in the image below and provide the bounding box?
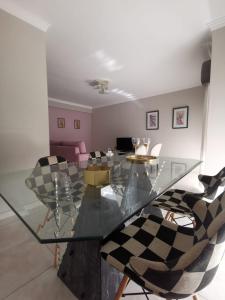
[0,155,201,300]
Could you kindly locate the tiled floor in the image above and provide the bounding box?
[0,213,224,300]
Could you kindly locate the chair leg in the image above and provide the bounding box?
[36,208,51,233]
[165,211,172,220]
[192,295,199,300]
[54,244,60,268]
[115,275,129,300]
[192,219,196,227]
[170,213,177,223]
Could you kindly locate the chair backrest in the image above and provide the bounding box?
[150,143,162,156]
[36,155,67,167]
[128,190,225,299]
[165,191,225,297]
[90,151,106,159]
[25,162,84,207]
[175,192,225,292]
[198,166,225,200]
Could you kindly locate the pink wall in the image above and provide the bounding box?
[48,106,92,152]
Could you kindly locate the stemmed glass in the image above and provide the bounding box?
[142,137,150,148]
[132,137,140,149]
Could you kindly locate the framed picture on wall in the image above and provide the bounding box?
[74,119,80,129]
[172,106,189,129]
[146,110,159,130]
[57,118,65,128]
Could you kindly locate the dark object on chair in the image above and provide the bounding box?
[116,137,133,153]
[101,190,225,299]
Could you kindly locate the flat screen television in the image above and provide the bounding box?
[116,137,133,152]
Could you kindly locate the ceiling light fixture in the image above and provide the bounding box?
[88,79,109,94]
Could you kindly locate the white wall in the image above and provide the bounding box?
[208,0,225,20]
[0,9,49,173]
[92,86,204,159]
[204,26,225,173]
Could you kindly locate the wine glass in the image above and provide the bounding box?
[132,137,140,152]
[132,137,137,148]
[142,137,150,147]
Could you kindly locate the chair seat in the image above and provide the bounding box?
[101,214,194,287]
[152,189,200,216]
[152,167,225,218]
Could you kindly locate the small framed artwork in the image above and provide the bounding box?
[172,106,189,129]
[146,110,159,130]
[171,162,187,179]
[57,118,65,128]
[74,119,80,129]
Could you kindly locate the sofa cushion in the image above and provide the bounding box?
[77,153,90,162]
[75,146,80,154]
[78,141,87,154]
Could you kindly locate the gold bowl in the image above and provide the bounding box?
[126,155,157,163]
[84,165,110,186]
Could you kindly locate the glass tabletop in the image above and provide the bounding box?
[0,155,201,243]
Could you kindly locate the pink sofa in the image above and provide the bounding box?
[50,141,89,163]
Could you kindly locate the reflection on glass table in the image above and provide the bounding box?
[0,156,201,300]
[0,156,201,243]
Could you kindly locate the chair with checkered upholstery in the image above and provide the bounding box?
[89,151,106,160]
[26,162,84,207]
[26,159,85,268]
[101,189,225,300]
[36,155,67,167]
[151,167,225,226]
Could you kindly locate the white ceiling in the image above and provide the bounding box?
[1,0,224,108]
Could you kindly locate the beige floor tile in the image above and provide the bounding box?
[0,215,17,226]
[0,198,11,214]
[0,217,32,253]
[183,296,206,300]
[0,211,15,221]
[45,242,67,256]
[5,268,77,300]
[198,256,225,300]
[126,280,207,300]
[125,281,158,300]
[0,239,53,299]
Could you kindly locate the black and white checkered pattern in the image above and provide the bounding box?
[198,166,225,197]
[89,151,106,159]
[36,155,67,167]
[25,163,86,210]
[88,155,116,167]
[101,190,225,298]
[152,167,225,216]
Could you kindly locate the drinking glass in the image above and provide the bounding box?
[132,137,141,147]
[142,137,150,148]
[132,137,137,148]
